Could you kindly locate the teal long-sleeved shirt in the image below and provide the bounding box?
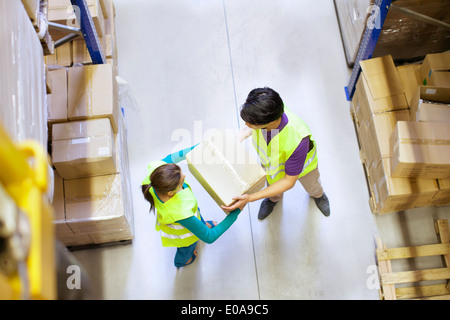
[158,146,241,244]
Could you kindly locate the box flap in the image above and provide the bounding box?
[52,118,112,141]
[360,55,404,99]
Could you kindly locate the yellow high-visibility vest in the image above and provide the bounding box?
[143,161,200,247]
[252,108,318,185]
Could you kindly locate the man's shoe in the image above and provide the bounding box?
[258,198,278,220]
[314,193,330,217]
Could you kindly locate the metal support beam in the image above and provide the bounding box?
[54,33,81,48]
[345,0,392,101]
[48,22,82,48]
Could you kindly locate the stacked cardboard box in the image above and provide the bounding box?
[351,53,450,214]
[52,118,116,179]
[51,113,133,247]
[46,1,134,246]
[390,121,450,179]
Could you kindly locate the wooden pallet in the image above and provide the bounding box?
[375,219,450,300]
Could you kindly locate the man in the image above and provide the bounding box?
[221,87,330,219]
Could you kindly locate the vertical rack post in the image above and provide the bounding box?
[70,0,106,64]
[344,0,392,101]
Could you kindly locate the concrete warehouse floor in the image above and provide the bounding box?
[71,0,450,299]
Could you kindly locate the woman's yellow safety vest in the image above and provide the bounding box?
[143,161,201,247]
[251,108,318,185]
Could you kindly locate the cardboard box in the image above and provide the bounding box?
[47,68,68,123]
[186,130,266,209]
[100,0,110,19]
[45,51,58,67]
[397,64,422,107]
[52,118,116,179]
[58,233,93,247]
[51,170,73,236]
[390,121,450,179]
[365,110,410,170]
[67,64,119,132]
[45,42,72,68]
[45,68,52,94]
[57,113,134,247]
[64,173,132,236]
[72,36,105,65]
[103,0,116,37]
[356,55,408,127]
[409,86,450,123]
[420,52,450,87]
[88,228,132,244]
[105,34,114,59]
[57,41,73,67]
[360,55,405,99]
[369,158,438,215]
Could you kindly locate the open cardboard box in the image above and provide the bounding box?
[357,55,408,126]
[420,52,450,87]
[186,129,266,211]
[410,85,450,123]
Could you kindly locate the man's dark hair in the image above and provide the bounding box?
[240,87,284,125]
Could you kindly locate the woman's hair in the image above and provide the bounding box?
[240,87,284,125]
[141,163,182,213]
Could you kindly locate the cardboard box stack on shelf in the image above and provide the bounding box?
[351,52,450,214]
[46,0,134,246]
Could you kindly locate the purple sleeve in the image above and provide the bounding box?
[285,136,310,176]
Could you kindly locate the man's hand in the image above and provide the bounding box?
[221,194,251,212]
[221,175,299,212]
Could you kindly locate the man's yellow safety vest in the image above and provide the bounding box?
[251,108,318,185]
[143,161,201,247]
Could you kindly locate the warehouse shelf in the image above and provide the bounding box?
[70,0,105,64]
[47,0,105,63]
[344,0,392,101]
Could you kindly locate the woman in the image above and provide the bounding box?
[141,146,242,268]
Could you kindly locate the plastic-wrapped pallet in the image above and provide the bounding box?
[56,112,134,246]
[0,0,47,148]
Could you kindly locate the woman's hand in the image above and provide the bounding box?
[221,194,251,212]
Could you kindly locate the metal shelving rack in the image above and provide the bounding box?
[70,0,105,64]
[344,0,392,101]
[48,0,105,64]
[344,0,450,101]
